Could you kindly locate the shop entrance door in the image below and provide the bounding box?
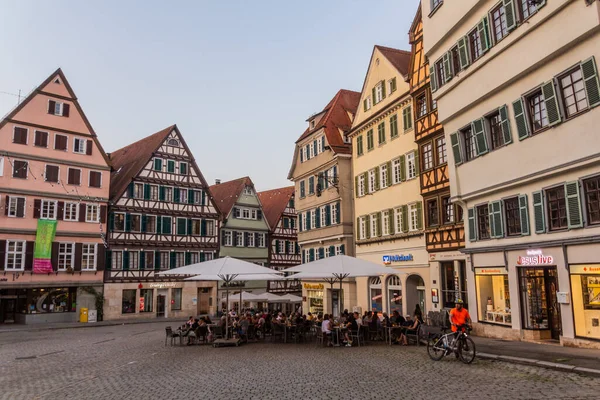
[546,268,561,340]
[156,295,166,318]
[1,299,16,323]
[198,288,210,315]
[417,287,426,318]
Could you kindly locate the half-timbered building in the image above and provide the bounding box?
[104,125,220,320]
[0,69,110,324]
[257,186,301,295]
[408,5,467,316]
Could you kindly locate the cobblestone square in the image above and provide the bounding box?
[1,323,599,400]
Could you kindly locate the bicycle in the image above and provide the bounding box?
[427,324,476,364]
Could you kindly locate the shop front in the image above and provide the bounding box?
[301,280,356,317]
[474,267,511,327]
[570,265,600,342]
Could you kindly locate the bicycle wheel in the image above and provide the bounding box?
[427,336,445,361]
[458,336,476,364]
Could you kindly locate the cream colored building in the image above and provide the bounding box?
[349,45,430,318]
[288,89,360,317]
[422,0,600,348]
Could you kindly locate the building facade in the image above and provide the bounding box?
[0,69,110,324]
[349,45,430,317]
[408,6,467,317]
[257,186,301,295]
[105,125,220,320]
[423,0,600,348]
[288,89,360,317]
[210,177,270,309]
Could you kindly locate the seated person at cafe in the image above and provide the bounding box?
[186,316,194,327]
[354,312,363,328]
[321,314,333,346]
[381,312,390,327]
[342,314,358,347]
[391,310,405,325]
[396,313,422,345]
[306,312,314,321]
[295,312,304,325]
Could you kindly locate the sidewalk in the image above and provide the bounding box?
[0,317,188,334]
[474,336,600,376]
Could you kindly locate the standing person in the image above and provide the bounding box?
[413,304,423,323]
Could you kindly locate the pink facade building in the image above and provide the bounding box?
[0,69,111,324]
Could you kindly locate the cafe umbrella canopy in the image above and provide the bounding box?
[283,255,392,316]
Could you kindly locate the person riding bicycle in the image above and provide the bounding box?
[449,299,471,337]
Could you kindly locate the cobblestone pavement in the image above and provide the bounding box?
[1,322,599,400]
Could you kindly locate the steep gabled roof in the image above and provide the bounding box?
[374,45,412,76]
[109,125,174,200]
[257,186,295,232]
[209,176,254,218]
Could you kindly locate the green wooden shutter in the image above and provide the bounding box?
[374,167,380,191]
[542,81,562,126]
[391,77,397,92]
[401,205,408,233]
[318,247,325,259]
[503,0,517,31]
[156,215,162,233]
[163,217,172,234]
[167,160,175,173]
[414,150,420,176]
[472,118,488,155]
[122,251,129,270]
[356,217,360,240]
[366,216,371,239]
[159,186,165,201]
[490,201,504,238]
[363,99,368,112]
[127,183,134,198]
[177,218,186,235]
[416,202,423,230]
[512,98,530,140]
[377,212,382,237]
[125,213,131,232]
[325,205,331,226]
[329,245,335,257]
[468,208,477,241]
[201,190,206,206]
[108,212,115,231]
[372,87,377,104]
[170,252,176,269]
[430,65,437,92]
[381,80,386,99]
[355,176,359,197]
[518,194,530,236]
[450,132,463,165]
[275,240,280,254]
[443,51,453,81]
[200,219,207,236]
[315,207,321,228]
[581,57,600,108]
[309,248,315,262]
[478,16,491,53]
[339,244,345,255]
[565,181,583,229]
[399,155,406,181]
[336,202,340,224]
[139,251,146,269]
[403,108,408,131]
[458,36,470,69]
[499,105,512,145]
[154,252,161,270]
[388,209,395,235]
[173,188,180,203]
[143,184,150,200]
[386,161,392,186]
[532,191,546,234]
[188,190,194,204]
[141,215,147,232]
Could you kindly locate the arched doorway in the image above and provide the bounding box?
[369,277,382,312]
[387,275,402,315]
[405,274,426,318]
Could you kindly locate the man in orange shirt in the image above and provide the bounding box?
[449,299,471,333]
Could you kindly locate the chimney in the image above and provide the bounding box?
[215,179,221,185]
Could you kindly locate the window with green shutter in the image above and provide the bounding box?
[518,194,530,236]
[300,181,306,198]
[180,162,188,175]
[357,135,364,156]
[565,181,583,229]
[472,118,488,155]
[512,98,530,140]
[377,122,385,144]
[167,160,175,173]
[390,77,397,93]
[367,130,374,150]
[468,208,477,241]
[541,81,562,127]
[416,202,423,230]
[449,132,462,165]
[308,177,315,195]
[403,106,413,131]
[390,115,398,138]
[532,191,546,233]
[581,56,600,108]
[488,201,504,238]
[457,36,470,70]
[177,218,187,235]
[153,158,162,171]
[162,216,172,234]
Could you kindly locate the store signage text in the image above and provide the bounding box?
[383,254,413,265]
[304,283,324,290]
[149,282,178,289]
[475,268,507,275]
[517,250,554,266]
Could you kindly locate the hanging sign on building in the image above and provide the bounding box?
[383,254,413,265]
[304,283,324,290]
[33,219,57,274]
[517,250,554,266]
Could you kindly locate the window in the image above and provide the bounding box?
[403,106,413,131]
[487,110,505,150]
[67,168,81,185]
[175,252,185,268]
[172,288,182,310]
[58,243,75,270]
[73,138,86,154]
[140,289,153,312]
[34,130,48,147]
[153,158,162,171]
[356,135,364,156]
[301,146,307,162]
[475,272,511,325]
[122,289,136,314]
[527,89,548,133]
[436,137,447,165]
[189,252,199,264]
[150,185,159,201]
[224,231,233,246]
[134,183,144,199]
[422,143,433,170]
[167,138,180,147]
[276,240,285,254]
[179,188,187,203]
[190,219,201,235]
[331,203,338,224]
[417,94,427,118]
[382,210,390,236]
[112,251,123,269]
[367,130,374,150]
[520,0,538,21]
[435,59,447,87]
[247,232,255,247]
[462,125,477,162]
[427,198,439,227]
[584,176,600,225]
[114,213,125,231]
[7,197,26,218]
[370,214,378,237]
[299,181,306,198]
[146,215,157,233]
[308,143,314,159]
[392,158,402,184]
[288,241,295,254]
[81,244,97,270]
[546,186,567,231]
[236,232,244,247]
[164,187,173,202]
[131,214,141,232]
[365,96,372,110]
[320,207,327,226]
[375,82,384,104]
[431,0,443,10]
[160,252,169,269]
[86,204,99,223]
[477,204,490,240]
[359,216,367,239]
[368,169,376,193]
[161,216,172,234]
[390,114,399,138]
[491,3,508,43]
[389,78,397,94]
[559,67,588,118]
[468,29,483,61]
[406,152,416,180]
[377,122,385,144]
[48,100,68,116]
[41,200,58,220]
[335,245,344,255]
[311,210,316,229]
[5,241,26,270]
[442,197,454,224]
[54,134,68,151]
[257,233,266,248]
[12,160,28,179]
[13,127,28,145]
[60,202,76,221]
[380,164,388,189]
[451,46,461,75]
[89,171,102,188]
[308,177,315,195]
[504,197,522,236]
[179,162,188,175]
[317,137,323,153]
[45,165,59,183]
[409,204,419,231]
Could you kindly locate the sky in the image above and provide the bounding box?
[0,0,418,192]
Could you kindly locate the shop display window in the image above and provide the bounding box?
[387,275,402,314]
[369,277,383,312]
[307,290,323,315]
[519,267,560,336]
[571,270,600,340]
[172,288,182,311]
[22,288,77,313]
[475,273,511,325]
[122,289,136,314]
[140,289,153,312]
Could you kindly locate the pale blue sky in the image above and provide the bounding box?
[0,0,417,191]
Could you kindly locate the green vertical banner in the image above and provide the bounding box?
[33,219,57,274]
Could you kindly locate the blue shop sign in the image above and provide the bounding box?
[383,254,414,265]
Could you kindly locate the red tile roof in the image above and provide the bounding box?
[209,176,254,218]
[257,186,295,232]
[295,89,361,155]
[375,45,412,76]
[109,125,175,200]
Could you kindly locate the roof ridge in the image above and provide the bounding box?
[375,44,411,55]
[110,124,175,156]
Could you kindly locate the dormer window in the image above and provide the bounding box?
[48,100,70,117]
[310,120,316,129]
[243,186,253,195]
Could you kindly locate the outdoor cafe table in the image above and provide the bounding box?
[387,325,403,345]
[332,326,348,346]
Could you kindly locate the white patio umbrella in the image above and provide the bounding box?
[283,255,392,316]
[278,293,302,302]
[158,257,282,339]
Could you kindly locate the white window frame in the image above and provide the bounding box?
[302,146,308,162]
[175,252,185,268]
[73,137,87,154]
[278,240,285,254]
[382,210,390,236]
[193,190,202,204]
[5,240,26,271]
[406,152,416,180]
[380,164,388,189]
[242,208,251,219]
[113,212,126,231]
[388,79,395,94]
[190,252,199,264]
[251,209,258,220]
[321,207,326,226]
[304,249,310,262]
[164,187,173,202]
[394,207,403,234]
[130,213,142,233]
[128,250,140,270]
[0,156,4,177]
[64,202,79,221]
[58,242,75,271]
[288,241,295,254]
[67,167,82,186]
[112,250,123,270]
[7,196,26,218]
[236,232,244,247]
[41,199,58,220]
[375,82,383,103]
[331,203,338,224]
[335,245,344,255]
[52,101,64,116]
[258,233,266,248]
[243,186,253,195]
[150,185,159,201]
[134,183,144,199]
[317,137,323,154]
[409,203,419,232]
[206,220,215,236]
[370,213,377,237]
[309,142,314,158]
[358,174,366,197]
[392,158,402,184]
[86,204,100,223]
[224,231,233,246]
[12,159,28,179]
[366,96,372,110]
[368,169,376,193]
[359,216,367,239]
[311,210,316,229]
[81,243,97,271]
[247,232,255,247]
[179,188,187,203]
[145,215,157,234]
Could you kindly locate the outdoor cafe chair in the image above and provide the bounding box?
[315,329,325,347]
[165,326,182,346]
[271,323,285,342]
[349,329,362,347]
